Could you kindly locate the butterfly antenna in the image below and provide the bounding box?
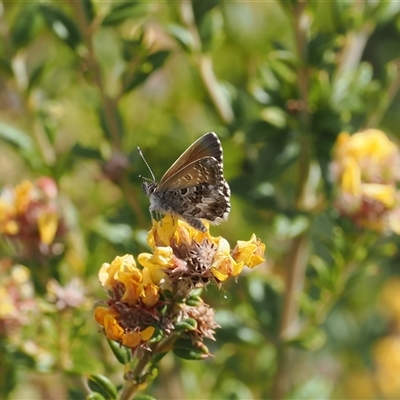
[137,146,156,182]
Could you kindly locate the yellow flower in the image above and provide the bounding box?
[340,157,361,196]
[361,183,395,208]
[37,211,59,245]
[233,234,266,268]
[147,214,212,249]
[0,287,17,318]
[138,246,174,284]
[374,336,400,397]
[99,254,137,290]
[118,269,144,305]
[99,254,160,307]
[380,278,400,326]
[14,181,33,214]
[211,237,243,282]
[335,129,397,163]
[147,214,177,248]
[332,129,400,233]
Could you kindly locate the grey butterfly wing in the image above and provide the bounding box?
[158,157,231,228]
[158,132,223,189]
[159,156,222,190]
[148,131,230,232]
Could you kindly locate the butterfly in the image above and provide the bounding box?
[140,132,231,232]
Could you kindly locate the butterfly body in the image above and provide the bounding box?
[142,133,230,232]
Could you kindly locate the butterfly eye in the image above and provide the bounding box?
[142,182,156,195]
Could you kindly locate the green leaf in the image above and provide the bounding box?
[167,24,194,52]
[147,327,164,344]
[185,295,202,307]
[147,51,170,70]
[0,123,42,168]
[11,3,41,49]
[102,2,149,26]
[86,393,106,400]
[87,374,118,400]
[91,217,133,245]
[81,0,96,22]
[107,339,131,365]
[98,105,124,141]
[173,338,209,360]
[27,64,46,93]
[71,144,102,160]
[198,8,223,52]
[40,5,82,50]
[175,318,197,332]
[0,58,13,76]
[121,38,144,62]
[123,51,170,93]
[133,395,157,400]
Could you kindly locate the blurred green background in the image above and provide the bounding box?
[2,1,400,399]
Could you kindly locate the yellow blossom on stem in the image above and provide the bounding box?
[122,326,155,348]
[211,237,243,282]
[141,268,159,307]
[37,211,59,245]
[232,234,266,268]
[94,307,124,341]
[331,129,400,234]
[14,181,33,214]
[138,246,174,284]
[99,254,138,290]
[147,214,177,248]
[95,215,265,357]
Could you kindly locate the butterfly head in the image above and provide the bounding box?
[142,180,158,196]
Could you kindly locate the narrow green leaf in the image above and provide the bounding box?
[71,144,102,160]
[98,105,124,141]
[123,51,170,94]
[0,122,35,153]
[146,51,170,70]
[40,5,82,50]
[0,123,43,169]
[107,339,131,365]
[173,339,209,360]
[167,24,194,52]
[91,217,133,245]
[133,395,157,400]
[87,374,118,400]
[86,393,106,400]
[0,58,13,76]
[185,295,202,307]
[81,0,96,22]
[11,3,41,49]
[175,318,197,332]
[27,64,45,92]
[102,2,149,26]
[121,38,143,62]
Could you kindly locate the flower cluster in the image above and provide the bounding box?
[0,177,66,258]
[331,129,400,233]
[95,215,265,357]
[0,261,38,337]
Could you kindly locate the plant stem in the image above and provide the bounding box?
[271,2,311,398]
[119,351,153,400]
[69,0,121,151]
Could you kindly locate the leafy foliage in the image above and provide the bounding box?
[2,0,400,399]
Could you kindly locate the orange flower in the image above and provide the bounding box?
[122,326,155,348]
